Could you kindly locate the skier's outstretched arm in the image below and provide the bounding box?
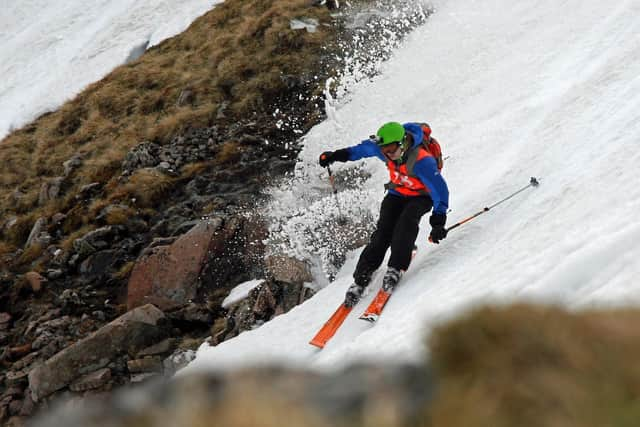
[319,139,385,167]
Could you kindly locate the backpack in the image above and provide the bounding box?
[418,123,443,171]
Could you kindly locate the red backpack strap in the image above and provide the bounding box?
[419,122,443,170]
[428,137,444,170]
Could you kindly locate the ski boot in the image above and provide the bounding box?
[381,267,403,293]
[344,283,366,307]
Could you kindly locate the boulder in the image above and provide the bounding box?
[127,219,223,310]
[136,338,175,358]
[264,254,313,285]
[28,304,167,401]
[62,154,83,178]
[78,250,117,277]
[24,217,47,250]
[69,368,112,392]
[38,177,63,205]
[127,357,163,374]
[76,182,102,200]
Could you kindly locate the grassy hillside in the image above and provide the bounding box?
[0,0,336,265]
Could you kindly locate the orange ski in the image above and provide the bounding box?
[309,304,353,348]
[359,289,392,322]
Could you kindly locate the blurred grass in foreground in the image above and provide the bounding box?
[31,303,640,427]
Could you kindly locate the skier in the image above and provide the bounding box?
[318,121,449,307]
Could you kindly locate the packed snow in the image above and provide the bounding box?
[185,0,640,372]
[0,0,221,140]
[222,279,264,309]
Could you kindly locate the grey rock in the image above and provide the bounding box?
[72,239,96,260]
[171,304,212,324]
[76,182,102,200]
[79,250,116,277]
[264,254,313,285]
[46,269,64,280]
[28,304,167,401]
[136,339,175,358]
[69,368,112,392]
[5,371,28,387]
[63,154,83,178]
[127,357,163,374]
[25,217,47,249]
[39,177,64,205]
[122,142,161,174]
[51,213,67,225]
[81,226,117,247]
[176,89,194,107]
[163,349,196,377]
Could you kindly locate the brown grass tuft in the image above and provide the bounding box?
[0,241,16,259]
[113,261,135,281]
[60,226,94,252]
[105,206,136,226]
[3,214,37,247]
[427,304,640,427]
[110,168,176,208]
[17,242,44,266]
[215,141,243,165]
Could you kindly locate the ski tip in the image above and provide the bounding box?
[309,339,325,349]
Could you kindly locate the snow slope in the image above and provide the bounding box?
[0,0,220,140]
[185,0,640,372]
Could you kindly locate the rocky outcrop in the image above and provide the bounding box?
[127,218,230,310]
[121,128,219,177]
[28,304,167,401]
[264,254,313,285]
[212,280,315,345]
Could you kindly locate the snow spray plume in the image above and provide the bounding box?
[431,177,540,243]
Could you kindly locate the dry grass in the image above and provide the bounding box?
[3,213,38,247]
[105,206,137,226]
[215,141,243,165]
[17,242,44,266]
[109,168,176,208]
[60,226,94,252]
[0,241,16,260]
[0,0,334,255]
[427,304,640,427]
[113,261,135,281]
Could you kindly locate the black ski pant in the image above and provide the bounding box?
[353,193,433,287]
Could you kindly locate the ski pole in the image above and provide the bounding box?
[326,165,347,225]
[431,177,540,241]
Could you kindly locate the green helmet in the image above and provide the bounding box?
[376,122,405,146]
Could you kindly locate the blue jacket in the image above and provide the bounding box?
[344,123,449,214]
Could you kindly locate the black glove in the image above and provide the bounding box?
[319,151,336,167]
[319,149,349,167]
[429,213,448,244]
